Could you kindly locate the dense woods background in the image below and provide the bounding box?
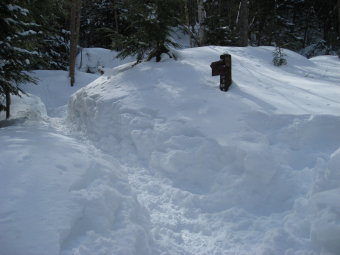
[1,0,340,116]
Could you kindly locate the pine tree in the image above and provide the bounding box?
[25,0,70,70]
[80,0,123,48]
[113,0,183,64]
[247,0,275,46]
[248,0,338,56]
[272,46,287,66]
[204,0,240,46]
[0,0,39,118]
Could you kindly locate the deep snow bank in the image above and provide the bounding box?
[0,93,47,124]
[67,46,340,254]
[0,124,153,255]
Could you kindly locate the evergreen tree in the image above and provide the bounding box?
[0,0,39,118]
[113,0,183,64]
[25,0,70,70]
[272,46,287,66]
[249,0,275,46]
[204,0,240,46]
[314,0,339,52]
[80,0,123,48]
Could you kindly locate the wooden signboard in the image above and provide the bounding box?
[210,54,232,91]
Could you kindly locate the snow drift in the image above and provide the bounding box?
[67,46,340,254]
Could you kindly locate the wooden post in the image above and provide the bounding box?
[210,54,232,91]
[220,54,232,91]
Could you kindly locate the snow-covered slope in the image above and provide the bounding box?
[67,46,340,255]
[1,46,340,255]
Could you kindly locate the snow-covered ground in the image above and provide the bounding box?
[0,46,339,255]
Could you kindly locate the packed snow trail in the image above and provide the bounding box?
[1,47,340,255]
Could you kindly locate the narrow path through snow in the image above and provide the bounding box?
[0,81,153,255]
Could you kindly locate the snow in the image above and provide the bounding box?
[17,30,37,36]
[76,48,135,74]
[7,4,29,16]
[0,74,153,255]
[0,123,152,255]
[23,70,98,116]
[1,46,340,255]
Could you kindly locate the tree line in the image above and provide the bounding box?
[1,0,340,118]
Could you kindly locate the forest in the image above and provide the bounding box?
[1,0,340,116]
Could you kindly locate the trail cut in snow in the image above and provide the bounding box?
[67,46,340,255]
[0,71,154,255]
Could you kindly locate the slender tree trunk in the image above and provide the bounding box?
[69,0,76,86]
[69,0,81,87]
[197,0,205,45]
[338,0,340,34]
[183,0,195,47]
[236,1,241,24]
[113,0,119,33]
[238,0,249,46]
[303,8,311,48]
[338,0,340,57]
[5,90,10,119]
[183,0,189,27]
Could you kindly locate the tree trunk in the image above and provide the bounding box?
[183,0,189,27]
[113,0,119,33]
[238,0,249,46]
[338,0,340,34]
[183,0,195,47]
[303,8,311,48]
[197,0,205,45]
[5,90,10,119]
[338,0,340,57]
[69,0,82,87]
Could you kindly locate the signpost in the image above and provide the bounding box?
[210,54,232,91]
